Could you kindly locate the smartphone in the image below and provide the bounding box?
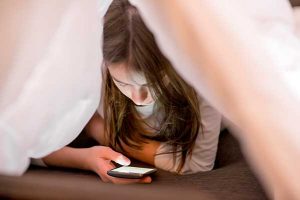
[107,166,157,179]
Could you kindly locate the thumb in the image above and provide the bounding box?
[140,176,152,184]
[103,147,131,166]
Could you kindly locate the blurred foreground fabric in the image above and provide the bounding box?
[0,0,107,175]
[129,0,300,199]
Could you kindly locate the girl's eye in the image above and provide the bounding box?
[118,82,128,87]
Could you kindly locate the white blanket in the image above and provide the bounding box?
[0,0,109,175]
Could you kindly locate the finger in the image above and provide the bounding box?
[99,174,110,183]
[108,176,152,184]
[139,176,152,184]
[102,147,130,166]
[94,160,116,182]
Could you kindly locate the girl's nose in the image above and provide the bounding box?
[131,87,148,105]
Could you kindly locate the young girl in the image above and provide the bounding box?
[41,0,222,184]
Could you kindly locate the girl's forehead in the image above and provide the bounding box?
[108,63,147,85]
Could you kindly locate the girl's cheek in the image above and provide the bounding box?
[118,87,131,99]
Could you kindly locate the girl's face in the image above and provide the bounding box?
[108,62,154,106]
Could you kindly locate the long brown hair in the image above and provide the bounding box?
[102,0,202,172]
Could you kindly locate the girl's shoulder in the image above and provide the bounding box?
[197,95,223,126]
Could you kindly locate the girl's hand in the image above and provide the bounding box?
[87,146,152,184]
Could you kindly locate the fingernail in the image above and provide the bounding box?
[116,156,130,166]
[144,177,152,183]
